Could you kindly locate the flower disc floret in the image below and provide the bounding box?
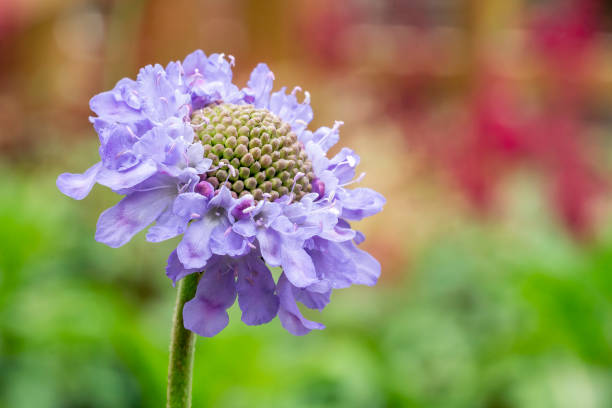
[191,103,314,202]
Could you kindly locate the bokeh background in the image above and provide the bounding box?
[1,0,612,407]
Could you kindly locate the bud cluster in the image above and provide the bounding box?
[191,103,314,201]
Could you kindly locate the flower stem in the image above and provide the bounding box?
[167,273,200,408]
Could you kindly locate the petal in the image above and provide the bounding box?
[186,143,212,173]
[100,125,139,171]
[342,240,381,286]
[210,223,248,257]
[309,122,342,152]
[309,238,380,288]
[256,228,282,266]
[305,142,330,174]
[182,49,208,76]
[137,64,189,123]
[89,87,142,123]
[164,61,185,89]
[165,249,200,285]
[354,230,366,245]
[95,188,174,247]
[281,241,318,288]
[173,192,208,219]
[96,161,158,191]
[209,185,234,209]
[277,274,324,336]
[177,213,223,269]
[132,127,172,164]
[318,223,355,242]
[294,286,331,311]
[233,218,257,237]
[185,53,241,108]
[308,239,354,289]
[269,87,313,135]
[183,260,237,337]
[56,162,102,200]
[236,257,279,325]
[339,188,386,221]
[329,147,359,184]
[245,63,274,108]
[146,206,188,242]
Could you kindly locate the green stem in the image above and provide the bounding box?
[167,273,200,408]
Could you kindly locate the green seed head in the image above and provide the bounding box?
[192,103,314,201]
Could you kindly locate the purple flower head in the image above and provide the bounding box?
[57,50,385,337]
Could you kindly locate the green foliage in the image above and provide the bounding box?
[0,162,610,407]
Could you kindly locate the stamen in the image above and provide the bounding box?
[317,121,344,147]
[125,125,137,138]
[190,120,208,130]
[340,172,366,188]
[167,141,177,155]
[242,205,259,214]
[290,172,304,194]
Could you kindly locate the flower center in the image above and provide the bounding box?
[191,103,314,201]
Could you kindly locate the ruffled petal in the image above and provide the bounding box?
[56,162,102,200]
[342,240,381,286]
[329,147,359,184]
[89,78,143,123]
[165,249,200,285]
[232,218,258,237]
[281,241,318,288]
[173,192,208,219]
[338,187,386,220]
[184,52,242,108]
[95,188,174,247]
[236,257,279,325]
[164,61,185,90]
[182,49,208,76]
[277,274,324,336]
[137,64,189,123]
[256,228,282,266]
[186,143,212,173]
[308,238,380,288]
[269,87,313,135]
[302,122,342,152]
[210,222,248,256]
[183,260,237,337]
[244,63,274,108]
[96,161,158,191]
[100,125,139,171]
[176,213,223,269]
[209,185,234,208]
[294,286,331,311]
[146,206,188,242]
[132,127,172,165]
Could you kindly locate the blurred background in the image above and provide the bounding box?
[1,0,611,407]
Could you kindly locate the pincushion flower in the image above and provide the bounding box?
[57,50,385,339]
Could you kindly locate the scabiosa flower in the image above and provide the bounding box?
[57,50,385,337]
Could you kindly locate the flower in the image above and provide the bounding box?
[57,50,385,336]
